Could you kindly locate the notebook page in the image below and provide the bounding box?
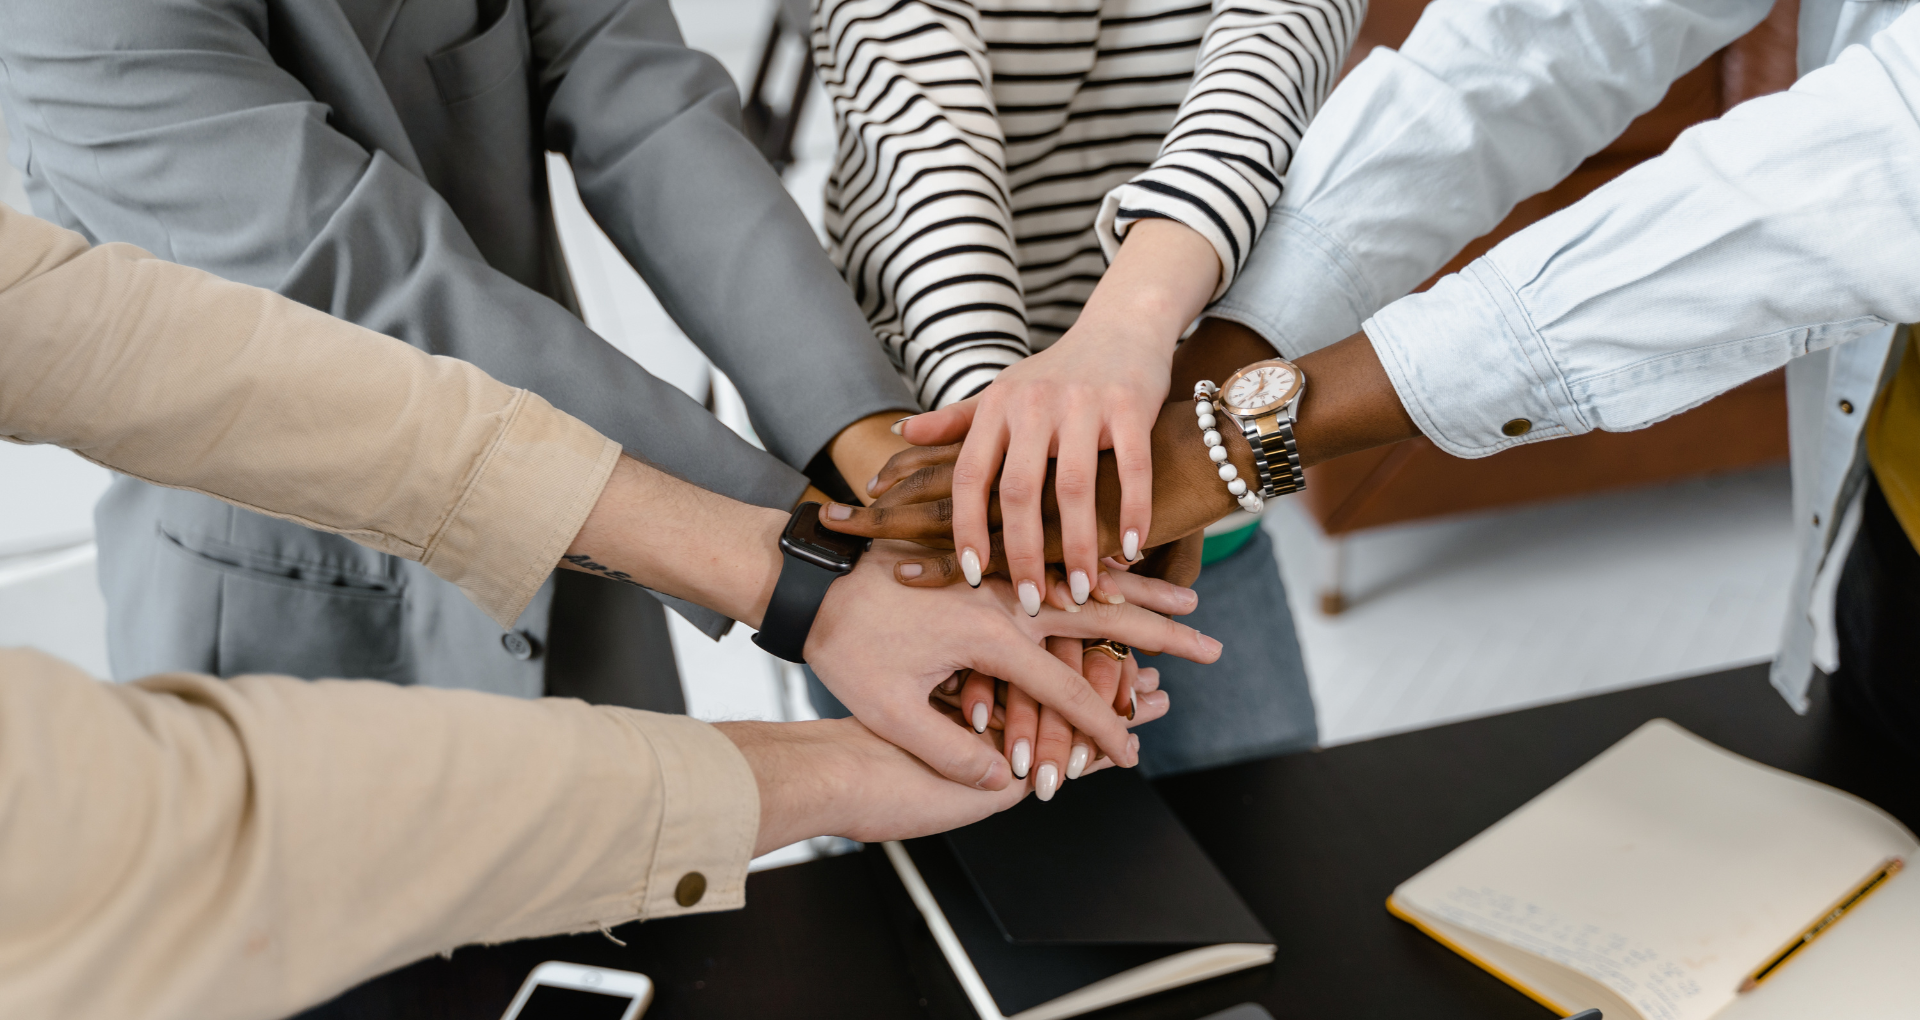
[1395,721,1917,1020]
[1713,867,1920,1020]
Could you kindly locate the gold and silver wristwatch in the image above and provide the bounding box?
[1215,358,1307,500]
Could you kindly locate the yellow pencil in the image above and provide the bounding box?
[1738,857,1905,993]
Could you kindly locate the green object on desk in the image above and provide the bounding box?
[1201,520,1260,566]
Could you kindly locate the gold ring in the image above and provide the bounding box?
[1085,640,1132,662]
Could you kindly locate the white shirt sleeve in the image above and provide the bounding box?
[1208,0,1773,354]
[1095,0,1366,298]
[1367,12,1920,457]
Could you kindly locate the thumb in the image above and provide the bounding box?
[902,396,979,446]
[873,703,1013,791]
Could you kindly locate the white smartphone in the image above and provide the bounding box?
[498,961,653,1020]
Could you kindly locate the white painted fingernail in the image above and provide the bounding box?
[866,474,880,495]
[1122,529,1141,561]
[961,547,982,587]
[1018,580,1041,617]
[1069,570,1090,606]
[971,702,989,733]
[891,415,912,436]
[1067,743,1090,780]
[1011,739,1032,779]
[1036,762,1060,801]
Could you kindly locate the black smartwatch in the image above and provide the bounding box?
[751,502,870,663]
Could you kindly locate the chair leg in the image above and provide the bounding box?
[1318,535,1348,615]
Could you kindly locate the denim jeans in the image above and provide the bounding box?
[804,526,1318,778]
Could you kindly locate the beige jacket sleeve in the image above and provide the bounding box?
[0,201,612,627]
[0,206,761,1019]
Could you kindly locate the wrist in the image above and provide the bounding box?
[1144,398,1249,545]
[828,411,916,505]
[715,719,854,858]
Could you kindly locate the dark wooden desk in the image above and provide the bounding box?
[299,665,1919,1020]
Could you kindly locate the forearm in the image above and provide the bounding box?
[563,455,787,629]
[1079,219,1222,351]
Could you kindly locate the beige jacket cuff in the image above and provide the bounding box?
[420,392,622,627]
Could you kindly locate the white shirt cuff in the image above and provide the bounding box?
[1364,258,1586,459]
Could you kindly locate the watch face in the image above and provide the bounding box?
[783,503,870,573]
[1223,362,1299,414]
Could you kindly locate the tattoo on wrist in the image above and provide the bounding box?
[563,553,641,587]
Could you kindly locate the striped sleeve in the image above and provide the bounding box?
[1096,0,1366,298]
[815,0,1032,408]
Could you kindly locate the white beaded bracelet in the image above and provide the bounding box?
[1194,380,1264,514]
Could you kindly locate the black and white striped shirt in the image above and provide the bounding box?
[813,0,1364,407]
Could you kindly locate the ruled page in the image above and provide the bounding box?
[1394,721,1917,1020]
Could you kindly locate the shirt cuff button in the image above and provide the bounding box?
[1501,418,1533,437]
[675,872,708,907]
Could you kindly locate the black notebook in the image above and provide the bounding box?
[885,768,1275,1020]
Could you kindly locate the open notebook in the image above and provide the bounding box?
[1390,720,1919,1020]
[884,768,1274,1020]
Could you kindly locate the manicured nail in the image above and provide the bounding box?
[891,415,912,436]
[1127,734,1141,766]
[825,502,853,521]
[1069,570,1090,606]
[1122,529,1141,562]
[1018,580,1041,617]
[961,547,983,588]
[971,702,989,733]
[866,474,880,495]
[898,562,923,580]
[1129,691,1138,721]
[1036,762,1060,801]
[1011,739,1032,779]
[1066,744,1090,780]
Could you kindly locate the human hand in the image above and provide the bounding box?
[891,220,1222,614]
[716,717,1034,856]
[932,650,1167,798]
[804,542,1219,791]
[826,400,1247,585]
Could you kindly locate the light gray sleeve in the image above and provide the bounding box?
[533,0,918,470]
[1209,0,1775,356]
[0,0,808,512]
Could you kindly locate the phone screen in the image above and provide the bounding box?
[511,983,637,1020]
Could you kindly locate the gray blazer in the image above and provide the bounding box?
[0,0,913,696]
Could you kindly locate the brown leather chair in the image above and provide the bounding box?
[1304,0,1801,613]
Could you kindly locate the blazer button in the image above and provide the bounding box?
[675,872,707,907]
[500,631,539,661]
[1501,418,1532,437]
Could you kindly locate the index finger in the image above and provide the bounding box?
[968,634,1136,768]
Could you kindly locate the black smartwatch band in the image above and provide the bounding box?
[751,555,841,663]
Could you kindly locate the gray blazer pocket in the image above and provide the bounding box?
[427,0,530,105]
[158,528,407,681]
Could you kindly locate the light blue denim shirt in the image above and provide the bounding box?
[1212,0,1920,709]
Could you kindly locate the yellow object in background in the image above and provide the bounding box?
[1867,332,1920,551]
